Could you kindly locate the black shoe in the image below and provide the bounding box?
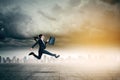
[55,55,60,58]
[29,52,34,55]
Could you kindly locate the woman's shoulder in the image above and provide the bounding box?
[38,39,42,42]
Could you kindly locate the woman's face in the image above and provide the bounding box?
[41,35,45,40]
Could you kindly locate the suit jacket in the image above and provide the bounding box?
[32,39,47,50]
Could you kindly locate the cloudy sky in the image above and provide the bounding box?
[0,0,120,56]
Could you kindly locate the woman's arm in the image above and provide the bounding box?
[45,39,49,45]
[31,40,39,48]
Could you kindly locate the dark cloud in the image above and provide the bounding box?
[0,38,34,48]
[102,0,120,4]
[0,0,119,49]
[0,0,34,48]
[68,0,81,7]
[0,0,59,48]
[0,20,6,40]
[0,6,32,39]
[101,0,120,21]
[38,10,57,21]
[0,0,18,6]
[52,4,63,14]
[0,28,6,40]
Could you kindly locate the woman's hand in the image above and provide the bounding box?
[47,39,49,42]
[30,48,33,51]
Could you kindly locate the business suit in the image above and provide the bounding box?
[31,38,56,59]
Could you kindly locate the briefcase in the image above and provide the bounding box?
[48,36,55,45]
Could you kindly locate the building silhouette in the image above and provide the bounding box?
[0,56,1,63]
[12,56,17,63]
[3,57,7,63]
[43,55,47,63]
[6,57,11,63]
[16,58,20,63]
[0,55,64,64]
[23,56,27,63]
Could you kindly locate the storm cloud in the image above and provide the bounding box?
[0,0,119,48]
[38,10,57,21]
[102,0,120,4]
[0,8,32,39]
[68,0,81,7]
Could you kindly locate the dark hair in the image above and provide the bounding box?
[39,34,43,38]
[33,36,38,41]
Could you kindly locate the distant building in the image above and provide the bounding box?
[0,57,3,63]
[1,57,12,63]
[0,56,1,63]
[49,57,55,63]
[16,58,20,63]
[12,56,17,63]
[6,57,11,63]
[3,57,6,63]
[23,56,27,63]
[43,55,47,63]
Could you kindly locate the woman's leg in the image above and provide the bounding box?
[32,52,42,59]
[42,50,60,58]
[42,50,56,56]
[29,50,42,59]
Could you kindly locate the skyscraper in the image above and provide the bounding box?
[12,56,17,63]
[3,57,6,63]
[6,57,11,63]
[0,56,1,63]
[23,56,27,63]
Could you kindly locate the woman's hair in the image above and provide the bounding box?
[33,34,43,41]
[33,36,38,41]
[39,34,43,38]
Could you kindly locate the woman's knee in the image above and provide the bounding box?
[37,54,42,59]
[37,56,41,59]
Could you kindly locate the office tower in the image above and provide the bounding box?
[3,57,6,63]
[43,55,47,63]
[16,58,19,63]
[12,56,17,63]
[0,56,1,63]
[23,56,27,63]
[6,57,11,63]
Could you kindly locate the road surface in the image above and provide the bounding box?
[0,63,120,80]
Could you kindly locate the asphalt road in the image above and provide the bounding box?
[0,63,120,80]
